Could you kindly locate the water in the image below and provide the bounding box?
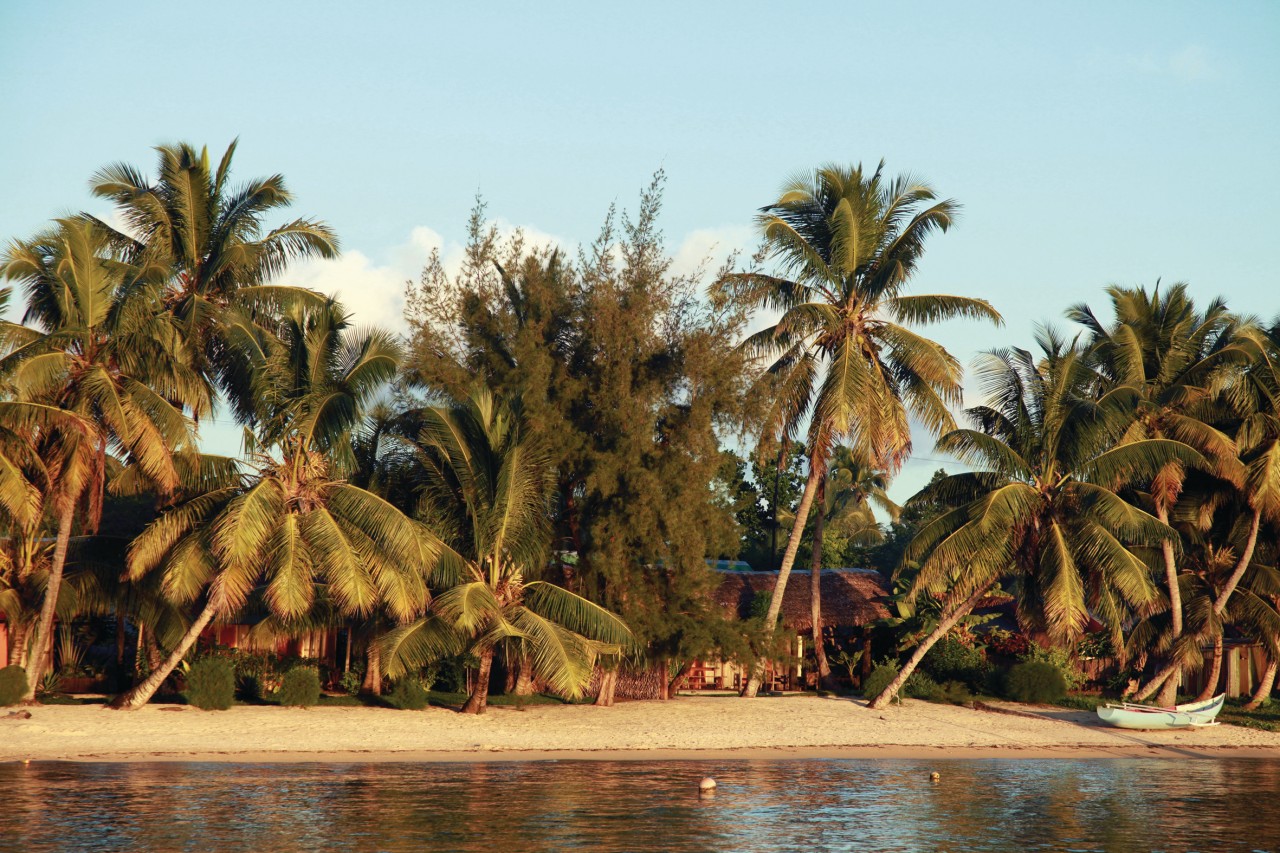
[1,759,1277,852]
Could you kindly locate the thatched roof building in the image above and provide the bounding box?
[713,569,890,631]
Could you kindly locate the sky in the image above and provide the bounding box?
[1,0,1277,502]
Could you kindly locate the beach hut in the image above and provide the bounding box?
[696,567,891,692]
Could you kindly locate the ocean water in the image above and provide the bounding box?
[1,758,1277,852]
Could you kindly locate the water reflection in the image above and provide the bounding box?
[1,759,1278,852]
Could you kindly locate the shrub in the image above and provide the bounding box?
[1005,661,1068,704]
[278,667,321,708]
[861,661,899,700]
[922,636,988,689]
[904,670,942,701]
[1019,643,1083,691]
[185,657,236,710]
[939,680,973,705]
[0,666,28,706]
[387,678,430,710]
[338,670,363,696]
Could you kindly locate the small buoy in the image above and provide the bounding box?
[699,777,717,791]
[929,771,940,783]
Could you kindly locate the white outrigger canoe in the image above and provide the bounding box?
[1096,694,1225,730]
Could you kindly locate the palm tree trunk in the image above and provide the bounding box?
[362,642,382,696]
[809,482,833,690]
[108,597,219,710]
[593,667,617,707]
[1213,507,1262,613]
[516,656,535,696]
[461,647,495,714]
[867,581,996,710]
[8,621,29,668]
[1154,505,1183,708]
[744,459,824,699]
[23,504,75,702]
[1196,635,1225,702]
[343,625,352,674]
[1245,654,1277,710]
[1136,508,1264,703]
[668,659,695,699]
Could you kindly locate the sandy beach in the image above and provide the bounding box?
[5,694,1280,763]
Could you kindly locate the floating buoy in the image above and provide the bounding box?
[929,771,940,783]
[699,777,717,792]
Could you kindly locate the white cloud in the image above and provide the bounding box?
[287,249,412,333]
[670,225,755,280]
[1115,44,1218,81]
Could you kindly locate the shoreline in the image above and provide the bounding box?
[7,694,1280,764]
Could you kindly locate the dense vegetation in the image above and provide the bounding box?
[2,140,1276,716]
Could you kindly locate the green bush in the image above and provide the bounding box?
[387,678,430,710]
[0,666,28,706]
[903,670,942,701]
[861,661,899,700]
[338,670,363,696]
[922,636,988,689]
[185,657,236,710]
[1005,661,1068,704]
[278,667,321,708]
[1019,643,1083,690]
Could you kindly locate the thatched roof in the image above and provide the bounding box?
[713,569,890,631]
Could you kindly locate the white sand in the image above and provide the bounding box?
[5,695,1280,763]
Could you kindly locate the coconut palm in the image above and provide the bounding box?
[717,162,1002,697]
[807,446,898,688]
[383,387,632,714]
[109,303,434,709]
[1,219,196,699]
[85,140,338,421]
[867,334,1200,709]
[1130,321,1280,701]
[1070,283,1247,704]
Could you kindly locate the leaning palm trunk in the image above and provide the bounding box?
[1196,635,1225,703]
[109,597,219,710]
[22,505,74,701]
[1245,654,1277,710]
[515,656,535,697]
[809,488,833,690]
[1134,508,1262,702]
[867,581,996,710]
[743,461,824,698]
[461,647,495,714]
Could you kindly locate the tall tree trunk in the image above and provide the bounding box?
[108,597,219,710]
[1245,654,1277,710]
[9,621,30,668]
[593,667,617,707]
[744,460,824,698]
[867,581,996,710]
[1196,635,1225,702]
[1136,509,1263,703]
[809,481,833,690]
[115,608,127,666]
[343,625,352,674]
[461,647,495,714]
[362,642,382,696]
[23,504,75,702]
[144,627,163,671]
[1155,504,1183,708]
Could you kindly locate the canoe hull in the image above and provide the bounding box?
[1096,695,1224,730]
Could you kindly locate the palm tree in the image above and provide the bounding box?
[109,303,434,709]
[718,161,1002,697]
[1,219,195,699]
[807,446,898,688]
[1130,321,1280,701]
[383,387,632,714]
[85,140,339,421]
[867,334,1199,709]
[1070,283,1247,704]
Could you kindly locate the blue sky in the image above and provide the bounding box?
[2,1,1277,500]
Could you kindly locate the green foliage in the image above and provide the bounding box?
[339,670,363,696]
[278,667,321,708]
[921,635,988,690]
[861,661,899,699]
[1005,661,1068,704]
[903,670,941,700]
[0,666,28,706]
[185,658,236,710]
[1019,643,1084,691]
[387,678,430,710]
